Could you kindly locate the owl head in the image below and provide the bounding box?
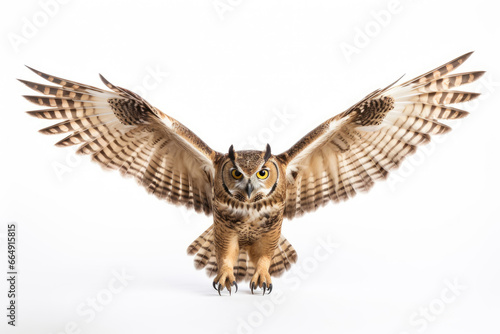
[218,144,282,203]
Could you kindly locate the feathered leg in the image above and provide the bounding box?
[247,228,281,295]
[212,228,239,295]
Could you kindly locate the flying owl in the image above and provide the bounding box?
[21,52,483,295]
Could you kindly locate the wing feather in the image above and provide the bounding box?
[23,67,219,215]
[279,52,482,219]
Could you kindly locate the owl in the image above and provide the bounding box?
[21,52,483,295]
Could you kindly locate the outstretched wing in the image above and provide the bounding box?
[21,67,220,215]
[278,52,483,219]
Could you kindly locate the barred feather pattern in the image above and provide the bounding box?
[22,67,217,214]
[187,226,297,282]
[22,54,483,291]
[279,52,483,219]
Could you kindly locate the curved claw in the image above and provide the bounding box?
[217,283,222,296]
[232,281,238,294]
[250,281,256,294]
[213,281,218,291]
[262,282,267,295]
[267,283,273,294]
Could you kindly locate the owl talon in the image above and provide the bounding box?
[250,268,272,295]
[213,266,236,296]
[232,281,238,293]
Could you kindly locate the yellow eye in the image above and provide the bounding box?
[256,169,269,179]
[231,169,243,180]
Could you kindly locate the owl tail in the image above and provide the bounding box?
[187,225,298,282]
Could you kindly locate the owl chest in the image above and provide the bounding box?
[214,203,283,244]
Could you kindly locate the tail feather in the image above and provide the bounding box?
[269,235,298,276]
[187,228,297,282]
[205,253,218,277]
[233,250,249,282]
[187,225,215,270]
[187,225,213,255]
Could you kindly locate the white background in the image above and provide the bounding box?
[1,0,499,333]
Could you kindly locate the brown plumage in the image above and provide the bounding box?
[21,52,483,295]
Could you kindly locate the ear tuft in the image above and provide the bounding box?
[228,145,236,162]
[263,143,272,163]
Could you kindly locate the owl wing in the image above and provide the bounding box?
[22,67,219,215]
[278,52,483,219]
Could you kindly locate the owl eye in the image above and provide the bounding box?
[256,169,269,179]
[231,169,243,180]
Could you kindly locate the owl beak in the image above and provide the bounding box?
[246,183,254,199]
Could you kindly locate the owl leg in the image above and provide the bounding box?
[248,233,278,295]
[213,232,239,295]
